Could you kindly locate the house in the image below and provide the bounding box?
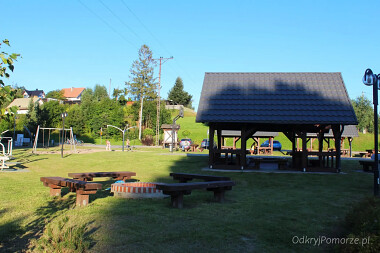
[196,72,358,172]
[62,87,85,103]
[7,97,43,114]
[23,89,45,98]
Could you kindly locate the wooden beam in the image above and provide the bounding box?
[240,125,247,170]
[208,124,215,169]
[301,132,307,171]
[318,130,325,167]
[332,125,344,173]
[348,137,353,157]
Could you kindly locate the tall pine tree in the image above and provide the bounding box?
[167,77,192,108]
[125,45,157,139]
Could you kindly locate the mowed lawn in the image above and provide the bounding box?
[0,147,374,252]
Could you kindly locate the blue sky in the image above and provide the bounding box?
[2,0,380,110]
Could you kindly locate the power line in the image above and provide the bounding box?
[77,0,138,49]
[98,0,145,44]
[120,0,196,84]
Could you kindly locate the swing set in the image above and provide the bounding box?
[32,125,76,153]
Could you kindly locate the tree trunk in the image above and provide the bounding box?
[139,98,143,140]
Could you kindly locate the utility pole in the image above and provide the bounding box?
[153,56,173,146]
[109,78,112,98]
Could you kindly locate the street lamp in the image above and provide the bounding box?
[61,112,68,158]
[107,124,137,151]
[363,68,380,196]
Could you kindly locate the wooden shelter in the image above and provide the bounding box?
[296,125,359,157]
[221,130,279,154]
[196,72,358,172]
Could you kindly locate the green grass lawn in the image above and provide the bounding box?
[0,147,375,252]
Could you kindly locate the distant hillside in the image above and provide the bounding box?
[172,113,375,152]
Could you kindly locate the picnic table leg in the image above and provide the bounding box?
[43,182,62,196]
[170,193,184,209]
[50,187,62,196]
[212,189,225,203]
[76,193,89,207]
[76,190,97,206]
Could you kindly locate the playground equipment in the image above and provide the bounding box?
[0,130,13,170]
[32,125,76,153]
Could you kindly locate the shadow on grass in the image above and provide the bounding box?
[0,191,102,252]
[86,153,376,252]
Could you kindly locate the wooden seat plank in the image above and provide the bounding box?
[156,180,235,208]
[170,173,230,182]
[68,171,136,181]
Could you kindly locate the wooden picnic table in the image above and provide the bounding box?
[40,177,102,206]
[257,147,272,154]
[68,171,136,181]
[190,144,199,152]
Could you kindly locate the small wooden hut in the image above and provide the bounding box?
[161,124,180,148]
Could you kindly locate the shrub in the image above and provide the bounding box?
[182,130,191,138]
[141,136,153,146]
[143,128,154,138]
[338,197,380,252]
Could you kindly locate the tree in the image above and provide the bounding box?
[125,45,157,139]
[46,89,65,100]
[167,77,193,108]
[352,94,374,133]
[93,84,109,101]
[112,88,124,100]
[0,39,20,117]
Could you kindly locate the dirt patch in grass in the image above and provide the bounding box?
[33,149,105,155]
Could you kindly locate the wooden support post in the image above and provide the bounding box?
[318,131,325,168]
[240,126,247,170]
[50,187,61,197]
[332,125,343,173]
[76,194,90,207]
[291,132,296,168]
[301,132,307,171]
[348,137,353,157]
[217,129,222,150]
[208,124,215,169]
[213,189,225,203]
[171,193,184,209]
[270,137,273,154]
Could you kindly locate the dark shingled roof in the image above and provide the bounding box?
[304,125,359,138]
[25,89,44,97]
[196,72,358,125]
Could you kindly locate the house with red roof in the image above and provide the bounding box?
[61,87,85,103]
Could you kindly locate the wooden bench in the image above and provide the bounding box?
[170,173,231,183]
[68,171,136,181]
[40,177,102,206]
[156,181,235,208]
[359,160,378,172]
